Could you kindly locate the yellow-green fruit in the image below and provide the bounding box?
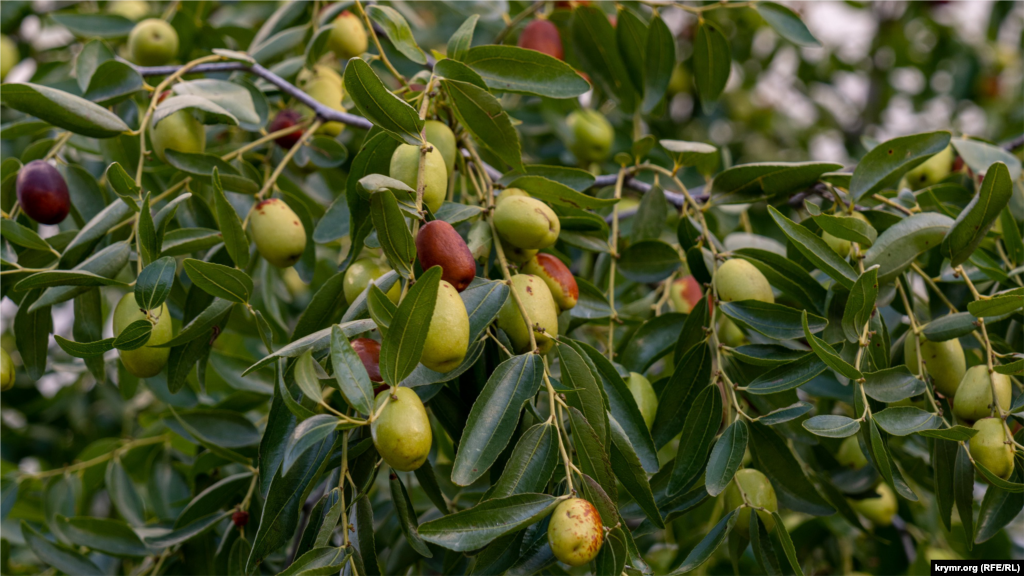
[127,18,179,66]
[969,417,1014,479]
[328,11,368,60]
[149,109,205,162]
[496,188,531,206]
[822,212,871,257]
[389,144,448,214]
[343,258,399,305]
[850,483,897,526]
[718,317,746,347]
[1,35,18,81]
[250,199,306,268]
[667,65,689,95]
[953,365,1011,422]
[297,65,346,136]
[107,0,150,20]
[1,348,14,391]
[114,294,172,378]
[420,280,470,373]
[370,387,432,471]
[424,120,457,174]
[714,259,774,303]
[567,109,613,163]
[494,196,560,250]
[903,335,966,397]
[547,498,603,567]
[836,436,867,469]
[626,372,657,429]
[497,274,560,354]
[905,145,953,190]
[925,548,958,562]
[723,469,777,533]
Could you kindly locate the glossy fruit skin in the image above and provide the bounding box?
[952,365,1011,422]
[669,275,703,313]
[714,259,774,303]
[370,387,432,471]
[494,195,561,250]
[416,221,476,292]
[128,19,179,66]
[344,258,400,305]
[850,483,897,526]
[268,109,304,149]
[390,144,448,214]
[969,417,1014,479]
[420,280,470,373]
[328,11,368,60]
[16,161,70,225]
[518,19,563,60]
[724,469,777,533]
[903,335,965,397]
[627,372,657,429]
[249,199,307,268]
[836,436,867,469]
[567,109,613,163]
[547,498,603,567]
[521,253,578,310]
[497,274,560,354]
[1,348,14,391]
[1,35,18,80]
[905,145,953,190]
[424,120,457,174]
[149,109,205,162]
[351,338,382,382]
[114,294,172,378]
[297,65,346,136]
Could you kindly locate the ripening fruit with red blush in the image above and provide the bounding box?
[268,109,304,149]
[16,160,70,225]
[521,253,578,310]
[416,220,476,292]
[518,20,563,60]
[351,337,382,382]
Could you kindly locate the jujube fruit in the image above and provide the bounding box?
[249,199,306,268]
[350,337,382,382]
[547,498,603,567]
[718,317,746,347]
[518,19,563,60]
[903,335,965,397]
[370,387,432,471]
[328,11,368,60]
[952,365,1011,422]
[344,258,400,305]
[835,436,868,469]
[905,145,953,190]
[128,18,179,66]
[268,109,304,149]
[1,35,18,80]
[493,194,560,250]
[16,160,70,225]
[416,221,476,292]
[969,417,1014,479]
[724,468,777,533]
[567,109,613,163]
[424,120,458,174]
[822,212,871,257]
[626,372,657,429]
[419,279,470,373]
[669,275,703,313]
[849,483,897,526]
[389,144,448,214]
[114,293,172,378]
[107,0,150,21]
[497,274,560,354]
[521,253,578,310]
[149,108,205,162]
[1,348,14,391]
[297,65,346,136]
[714,259,774,304]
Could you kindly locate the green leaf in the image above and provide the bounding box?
[283,414,340,474]
[183,259,253,304]
[369,189,415,278]
[735,248,827,314]
[669,510,737,574]
[22,521,103,576]
[135,256,176,312]
[802,415,861,438]
[642,15,675,114]
[630,185,668,242]
[14,269,129,291]
[176,472,252,529]
[951,138,1022,181]
[304,25,334,69]
[32,242,131,312]
[999,208,1024,265]
[616,9,647,94]
[113,319,152,351]
[748,422,835,516]
[105,459,145,526]
[279,547,349,576]
[452,353,543,486]
[506,175,617,210]
[744,353,827,395]
[52,12,134,37]
[729,344,807,367]
[609,418,663,528]
[568,407,618,501]
[669,385,722,495]
[57,516,148,557]
[768,205,858,289]
[160,228,224,257]
[917,425,979,442]
[662,140,718,167]
[618,240,681,283]
[873,407,942,436]
[692,20,731,107]
[861,366,927,403]
[159,299,235,348]
[995,360,1023,376]
[366,5,425,64]
[803,310,861,379]
[571,6,637,111]
[618,313,685,373]
[705,419,748,496]
[352,495,379,576]
[557,342,607,445]
[389,473,432,557]
[463,45,589,99]
[380,266,441,384]
[83,60,143,106]
[922,312,977,342]
[0,218,53,251]
[329,325,376,416]
[242,320,376,374]
[942,162,1013,267]
[145,511,231,548]
[1,82,130,137]
[211,168,250,268]
[344,59,423,145]
[652,342,712,448]
[61,199,133,266]
[711,162,841,205]
[750,510,783,576]
[976,468,1024,543]
[163,150,258,195]
[173,79,261,128]
[55,335,115,358]
[756,2,821,46]
[447,14,478,62]
[720,300,826,340]
[153,95,237,127]
[293,349,323,406]
[771,511,805,576]
[953,443,975,548]
[814,212,877,247]
[168,408,261,449]
[441,78,524,172]
[841,266,878,342]
[419,493,559,552]
[967,293,1022,318]
[850,131,952,200]
[487,422,558,499]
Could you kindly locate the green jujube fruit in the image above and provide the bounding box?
[493,194,560,250]
[1,348,14,391]
[297,65,346,136]
[1,35,17,80]
[714,259,774,303]
[327,11,368,60]
[419,280,470,373]
[905,145,953,190]
[723,468,777,533]
[497,274,560,354]
[149,109,205,162]
[424,120,457,174]
[114,293,172,378]
[389,144,448,214]
[903,335,966,397]
[566,109,613,163]
[626,372,657,429]
[836,436,868,469]
[128,18,178,66]
[952,365,1011,422]
[547,498,604,567]
[849,483,897,526]
[821,211,871,257]
[249,199,307,268]
[344,258,400,305]
[969,417,1014,479]
[370,387,432,471]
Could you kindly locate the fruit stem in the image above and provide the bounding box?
[254,119,323,202]
[43,132,72,161]
[354,0,409,88]
[895,276,950,427]
[19,433,169,480]
[871,193,915,216]
[606,166,626,360]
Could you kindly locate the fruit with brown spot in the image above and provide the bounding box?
[249,199,307,268]
[547,498,603,567]
[416,221,476,292]
[496,274,560,354]
[16,161,70,225]
[494,195,560,250]
[350,338,382,382]
[518,19,563,60]
[521,253,578,310]
[371,387,432,471]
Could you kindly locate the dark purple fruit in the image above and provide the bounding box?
[268,109,305,149]
[16,160,70,225]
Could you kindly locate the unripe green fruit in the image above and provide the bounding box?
[849,483,897,527]
[424,120,457,174]
[344,258,400,305]
[495,188,531,206]
[1,348,14,391]
[952,365,1011,422]
[718,317,746,347]
[297,65,346,136]
[903,335,965,397]
[370,387,432,471]
[667,65,689,94]
[626,372,657,429]
[107,0,150,20]
[723,469,777,533]
[328,11,368,60]
[836,436,867,469]
[567,109,613,163]
[149,109,205,162]
[521,253,578,310]
[547,498,603,567]
[1,35,18,81]
[250,199,306,268]
[905,145,953,190]
[128,19,179,66]
[497,274,560,354]
[969,417,1014,479]
[420,280,470,373]
[389,144,448,214]
[714,259,774,303]
[114,294,172,378]
[493,195,560,250]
